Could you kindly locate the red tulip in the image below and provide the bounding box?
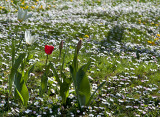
[45,45,54,55]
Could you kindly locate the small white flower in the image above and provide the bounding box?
[18,7,32,22]
[25,30,38,45]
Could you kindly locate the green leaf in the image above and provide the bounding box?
[14,53,26,71]
[9,53,26,94]
[24,64,35,82]
[87,81,106,106]
[73,47,78,71]
[77,74,91,106]
[69,47,79,92]
[15,88,24,105]
[19,82,29,106]
[64,77,72,84]
[39,62,51,97]
[76,60,91,106]
[78,91,86,106]
[69,46,74,49]
[14,72,29,106]
[27,54,33,60]
[21,61,25,76]
[60,72,72,104]
[60,82,70,104]
[76,60,91,85]
[11,39,15,67]
[69,65,73,74]
[69,64,77,89]
[60,49,67,74]
[50,63,62,86]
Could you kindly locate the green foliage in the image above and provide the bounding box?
[70,44,105,108]
[50,49,72,105]
[23,64,35,83]
[9,53,26,94]
[76,60,91,106]
[8,52,34,106]
[39,62,51,97]
[14,72,29,106]
[11,39,15,67]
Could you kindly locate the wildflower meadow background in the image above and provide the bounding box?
[0,0,160,116]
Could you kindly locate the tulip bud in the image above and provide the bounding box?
[59,40,63,58]
[77,39,82,54]
[59,40,63,50]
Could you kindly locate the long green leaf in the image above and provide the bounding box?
[60,83,70,104]
[70,64,78,92]
[60,72,72,104]
[87,81,106,106]
[24,64,35,82]
[21,61,25,76]
[19,81,29,106]
[76,60,91,106]
[50,63,62,86]
[11,39,15,67]
[78,91,86,106]
[9,53,26,93]
[69,47,79,92]
[77,74,91,106]
[73,47,78,72]
[71,47,78,83]
[14,53,26,69]
[39,62,51,97]
[60,49,67,74]
[76,60,91,86]
[14,71,29,106]
[15,88,24,105]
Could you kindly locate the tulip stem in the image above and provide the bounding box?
[15,37,23,54]
[15,23,23,54]
[45,55,48,68]
[59,50,61,60]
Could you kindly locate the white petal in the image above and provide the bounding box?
[25,31,27,41]
[22,10,28,21]
[30,36,34,44]
[25,30,31,44]
[25,30,38,45]
[25,13,32,21]
[18,7,23,20]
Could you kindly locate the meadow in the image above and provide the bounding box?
[0,0,160,116]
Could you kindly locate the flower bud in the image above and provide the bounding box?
[59,40,63,50]
[77,39,82,54]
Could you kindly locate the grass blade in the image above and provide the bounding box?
[87,81,106,106]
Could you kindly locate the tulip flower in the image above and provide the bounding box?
[25,30,38,45]
[45,45,54,55]
[18,7,32,23]
[40,45,54,97]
